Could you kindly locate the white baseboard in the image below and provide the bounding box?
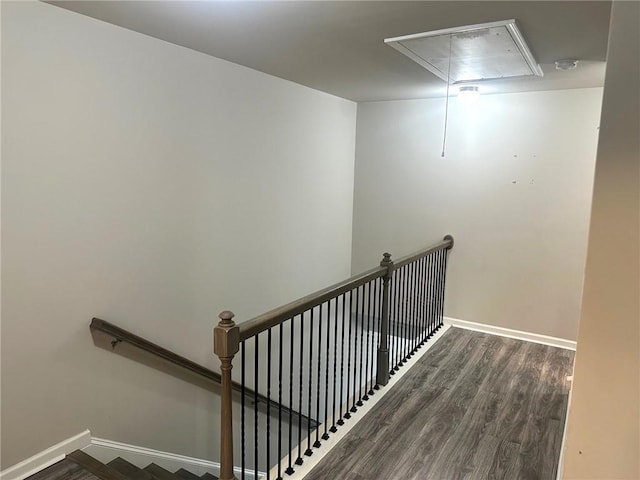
[444,317,577,350]
[0,431,263,480]
[85,438,265,480]
[0,430,91,480]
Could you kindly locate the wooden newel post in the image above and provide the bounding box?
[214,311,240,480]
[376,252,394,386]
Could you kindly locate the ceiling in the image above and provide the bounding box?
[49,1,612,102]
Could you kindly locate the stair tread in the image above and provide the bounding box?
[200,474,219,480]
[107,458,155,480]
[143,463,182,480]
[174,469,201,480]
[26,458,101,480]
[67,451,130,480]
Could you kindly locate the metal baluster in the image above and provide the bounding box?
[400,266,408,366]
[254,335,259,480]
[285,320,295,475]
[322,301,331,440]
[338,293,347,425]
[367,279,376,396]
[363,282,372,401]
[241,341,246,480]
[314,305,322,448]
[438,249,448,328]
[352,287,360,411]
[419,257,427,346]
[374,277,382,390]
[429,252,437,337]
[330,296,339,433]
[277,324,283,480]
[357,284,365,407]
[407,264,415,358]
[403,265,410,360]
[345,291,354,419]
[266,329,272,478]
[305,309,314,457]
[389,270,399,375]
[296,314,304,466]
[411,262,418,355]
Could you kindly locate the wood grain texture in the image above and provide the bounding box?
[66,451,130,480]
[107,458,155,480]
[25,459,101,480]
[143,464,181,480]
[304,328,574,480]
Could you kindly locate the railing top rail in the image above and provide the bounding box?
[238,235,454,340]
[239,265,386,341]
[392,235,454,270]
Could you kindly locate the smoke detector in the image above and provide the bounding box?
[385,19,543,84]
[555,59,579,70]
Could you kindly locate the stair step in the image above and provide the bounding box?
[107,458,155,480]
[26,458,100,480]
[200,474,219,480]
[174,469,201,480]
[67,451,130,480]
[143,463,182,480]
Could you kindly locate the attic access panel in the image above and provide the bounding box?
[385,19,543,84]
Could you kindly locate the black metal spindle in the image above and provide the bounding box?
[296,314,304,466]
[391,270,400,373]
[411,261,418,352]
[357,284,365,407]
[338,294,347,425]
[419,257,427,345]
[330,296,339,433]
[369,278,382,395]
[430,252,437,336]
[411,262,418,354]
[401,267,407,365]
[404,265,410,360]
[438,249,448,327]
[344,290,353,418]
[285,319,295,475]
[305,308,314,456]
[366,280,375,396]
[322,301,331,440]
[277,324,283,480]
[352,286,360,411]
[241,341,246,480]
[314,306,322,447]
[435,251,442,328]
[362,282,371,401]
[254,335,259,480]
[407,264,414,358]
[266,330,272,477]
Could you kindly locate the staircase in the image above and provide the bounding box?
[27,451,218,480]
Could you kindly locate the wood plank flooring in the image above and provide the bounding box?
[304,328,573,480]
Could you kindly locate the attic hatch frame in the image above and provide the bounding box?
[385,19,543,84]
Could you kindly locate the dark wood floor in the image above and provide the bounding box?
[304,328,574,480]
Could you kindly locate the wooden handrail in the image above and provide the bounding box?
[392,235,454,270]
[89,317,318,428]
[239,266,387,341]
[238,235,454,341]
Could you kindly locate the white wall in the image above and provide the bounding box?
[1,1,356,468]
[562,2,639,478]
[352,88,602,341]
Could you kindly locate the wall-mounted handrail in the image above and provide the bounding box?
[89,317,317,427]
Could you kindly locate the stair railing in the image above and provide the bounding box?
[214,235,454,480]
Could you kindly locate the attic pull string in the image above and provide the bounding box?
[441,33,453,158]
